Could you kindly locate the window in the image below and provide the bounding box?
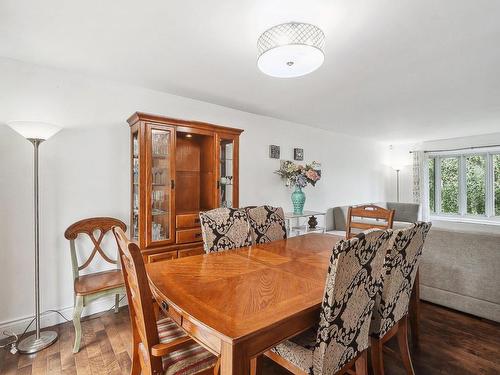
[428,158,436,213]
[495,154,500,216]
[466,155,486,215]
[440,157,459,214]
[428,152,500,221]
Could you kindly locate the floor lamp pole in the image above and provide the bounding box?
[18,139,58,354]
[396,169,400,203]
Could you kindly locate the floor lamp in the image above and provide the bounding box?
[7,121,61,354]
[391,166,402,203]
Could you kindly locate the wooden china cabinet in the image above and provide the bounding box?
[127,112,243,263]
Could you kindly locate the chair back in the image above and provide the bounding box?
[246,205,287,244]
[199,207,252,253]
[112,226,162,374]
[346,205,395,239]
[313,229,392,374]
[64,217,126,280]
[370,222,432,338]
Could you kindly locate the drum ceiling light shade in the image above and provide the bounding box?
[7,121,61,140]
[257,22,325,78]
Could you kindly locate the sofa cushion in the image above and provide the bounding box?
[387,202,419,223]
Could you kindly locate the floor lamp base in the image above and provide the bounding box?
[18,331,58,354]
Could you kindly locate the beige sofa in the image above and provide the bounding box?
[420,221,500,323]
[325,203,500,322]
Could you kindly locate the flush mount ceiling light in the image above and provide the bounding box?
[257,22,325,78]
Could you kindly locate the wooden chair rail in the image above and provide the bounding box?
[64,217,126,240]
[346,205,395,239]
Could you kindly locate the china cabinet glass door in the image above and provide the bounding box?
[148,126,175,246]
[132,131,139,240]
[219,138,235,208]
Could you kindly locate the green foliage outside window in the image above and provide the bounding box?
[466,155,486,215]
[429,154,500,217]
[428,158,435,213]
[495,155,500,216]
[441,157,459,213]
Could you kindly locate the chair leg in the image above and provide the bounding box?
[370,337,385,375]
[250,355,262,375]
[114,293,120,313]
[130,329,141,375]
[355,350,368,375]
[397,317,416,375]
[72,295,84,353]
[213,358,221,375]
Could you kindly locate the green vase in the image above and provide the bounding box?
[291,186,306,215]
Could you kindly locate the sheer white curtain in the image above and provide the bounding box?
[412,151,430,221]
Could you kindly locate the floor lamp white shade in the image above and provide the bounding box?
[7,121,61,140]
[7,121,61,354]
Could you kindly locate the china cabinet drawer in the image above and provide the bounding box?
[178,247,204,258]
[176,228,203,244]
[176,213,201,229]
[147,251,177,263]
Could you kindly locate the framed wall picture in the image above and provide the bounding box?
[269,145,280,159]
[294,148,304,161]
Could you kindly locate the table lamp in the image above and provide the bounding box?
[7,121,61,354]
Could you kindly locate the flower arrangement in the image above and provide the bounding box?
[275,160,321,188]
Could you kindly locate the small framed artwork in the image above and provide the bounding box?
[269,145,280,159]
[294,148,304,161]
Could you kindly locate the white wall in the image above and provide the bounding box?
[0,58,388,336]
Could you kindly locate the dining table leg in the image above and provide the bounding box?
[220,341,250,375]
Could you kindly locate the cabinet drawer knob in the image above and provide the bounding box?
[195,233,202,238]
[194,218,200,224]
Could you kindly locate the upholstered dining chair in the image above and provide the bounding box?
[199,207,252,253]
[369,222,432,375]
[112,226,218,375]
[246,205,287,244]
[346,204,395,239]
[263,229,393,375]
[64,217,127,353]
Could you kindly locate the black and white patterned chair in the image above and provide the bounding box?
[265,229,392,375]
[246,205,287,244]
[198,207,252,253]
[369,222,432,375]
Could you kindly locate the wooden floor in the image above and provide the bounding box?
[1,302,499,375]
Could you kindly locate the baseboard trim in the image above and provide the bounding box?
[0,295,127,340]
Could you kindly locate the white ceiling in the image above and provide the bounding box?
[1,0,499,142]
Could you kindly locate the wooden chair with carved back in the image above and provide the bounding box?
[346,204,395,239]
[64,217,127,353]
[112,226,218,375]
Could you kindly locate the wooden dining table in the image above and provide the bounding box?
[146,233,420,374]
